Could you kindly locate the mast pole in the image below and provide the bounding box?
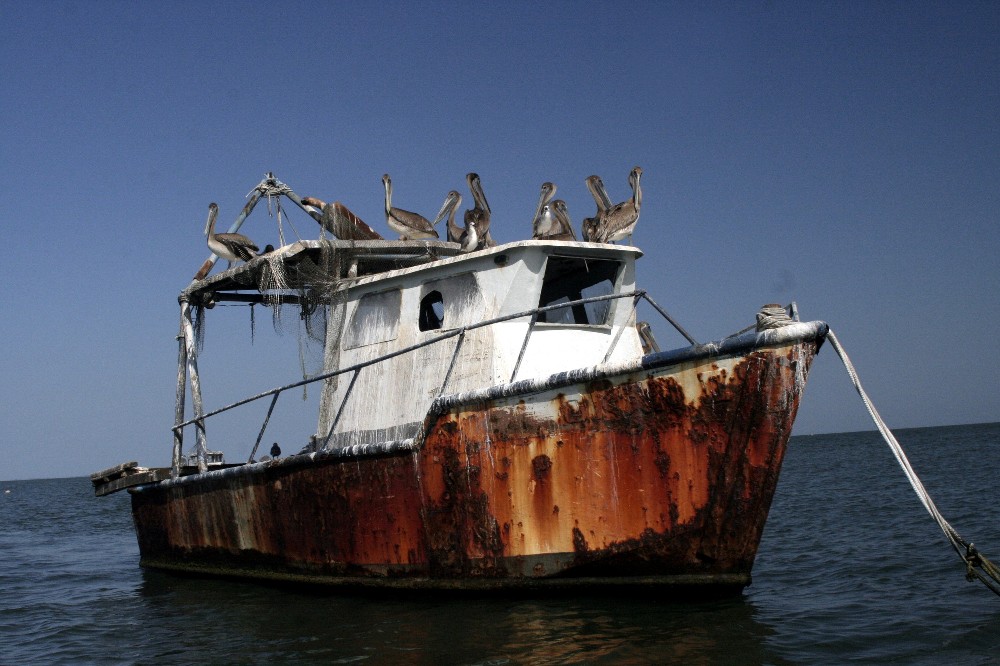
[171,307,188,478]
[180,299,209,473]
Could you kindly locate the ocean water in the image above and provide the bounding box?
[2,423,999,665]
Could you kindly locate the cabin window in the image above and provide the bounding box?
[343,289,402,349]
[537,256,621,325]
[419,291,445,331]
[418,273,485,332]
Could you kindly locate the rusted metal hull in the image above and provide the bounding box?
[130,322,826,594]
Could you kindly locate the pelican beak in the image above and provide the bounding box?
[204,203,218,236]
[432,192,460,225]
[532,188,548,223]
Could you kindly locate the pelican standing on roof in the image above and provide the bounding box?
[382,174,439,240]
[465,173,495,249]
[204,202,258,269]
[581,175,613,242]
[588,166,642,244]
[301,197,384,241]
[531,182,559,239]
[434,190,478,252]
[548,200,578,240]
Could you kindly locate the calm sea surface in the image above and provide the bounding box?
[2,423,999,665]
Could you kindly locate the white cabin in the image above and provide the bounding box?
[314,240,645,450]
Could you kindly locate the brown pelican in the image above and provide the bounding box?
[589,167,642,244]
[301,197,384,240]
[581,175,613,241]
[465,173,495,249]
[531,182,558,239]
[636,321,661,354]
[382,174,439,240]
[548,200,578,240]
[204,202,258,269]
[434,190,479,252]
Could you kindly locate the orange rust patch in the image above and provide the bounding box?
[419,344,817,578]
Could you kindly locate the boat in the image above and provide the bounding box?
[92,173,828,595]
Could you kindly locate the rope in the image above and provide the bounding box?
[827,328,1000,597]
[756,303,794,330]
[722,303,797,341]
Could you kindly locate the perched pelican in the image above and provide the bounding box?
[434,190,479,252]
[636,321,661,354]
[382,174,439,240]
[548,200,577,240]
[465,173,495,249]
[301,196,383,240]
[582,175,613,241]
[589,167,642,244]
[204,202,258,269]
[531,182,558,239]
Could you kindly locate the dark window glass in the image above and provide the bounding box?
[537,257,621,325]
[419,290,445,331]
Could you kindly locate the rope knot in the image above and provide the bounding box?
[755,304,793,331]
[965,543,983,581]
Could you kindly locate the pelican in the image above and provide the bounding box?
[531,182,558,239]
[434,190,479,252]
[548,200,577,240]
[582,175,613,241]
[301,196,383,240]
[204,202,258,269]
[590,167,642,244]
[465,173,495,249]
[382,174,439,240]
[636,321,661,354]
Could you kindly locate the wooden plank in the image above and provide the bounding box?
[89,461,138,483]
[93,468,169,497]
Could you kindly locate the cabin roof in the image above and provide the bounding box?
[181,239,643,304]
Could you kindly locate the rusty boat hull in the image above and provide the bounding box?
[129,321,826,594]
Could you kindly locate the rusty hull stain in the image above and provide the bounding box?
[132,341,817,587]
[132,452,428,578]
[419,343,816,581]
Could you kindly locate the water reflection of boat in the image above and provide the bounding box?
[92,173,827,596]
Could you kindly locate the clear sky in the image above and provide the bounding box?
[2,1,998,481]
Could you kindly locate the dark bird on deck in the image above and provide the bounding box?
[433,189,479,252]
[465,173,495,249]
[204,202,258,269]
[382,174,439,240]
[301,196,384,241]
[585,167,643,244]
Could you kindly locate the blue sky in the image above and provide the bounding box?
[2,1,997,481]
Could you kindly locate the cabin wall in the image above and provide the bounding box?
[315,245,645,449]
[315,253,525,447]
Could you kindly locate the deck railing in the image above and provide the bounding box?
[171,289,699,477]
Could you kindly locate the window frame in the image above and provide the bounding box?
[535,254,624,328]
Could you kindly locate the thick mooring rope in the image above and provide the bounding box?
[827,328,1000,596]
